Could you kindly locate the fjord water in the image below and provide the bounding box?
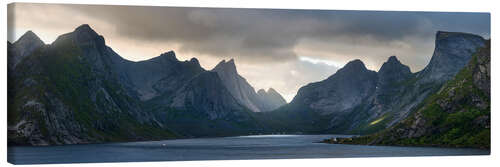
[8,135,489,164]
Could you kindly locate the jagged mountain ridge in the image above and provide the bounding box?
[7,25,287,145]
[7,24,487,145]
[269,31,486,134]
[211,59,287,112]
[334,40,491,149]
[8,25,176,145]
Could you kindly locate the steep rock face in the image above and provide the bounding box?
[211,59,286,112]
[256,88,287,111]
[368,56,412,113]
[356,31,486,133]
[270,31,485,134]
[8,25,176,146]
[8,31,44,70]
[290,59,378,115]
[356,56,414,132]
[386,31,485,125]
[170,72,245,120]
[212,59,263,112]
[376,56,412,100]
[8,24,270,145]
[117,51,204,101]
[345,41,491,148]
[418,31,485,83]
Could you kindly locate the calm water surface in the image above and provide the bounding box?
[8,135,489,164]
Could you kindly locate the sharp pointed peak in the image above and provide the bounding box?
[387,55,399,62]
[379,55,411,74]
[213,58,237,71]
[15,30,44,45]
[21,30,37,38]
[383,55,404,66]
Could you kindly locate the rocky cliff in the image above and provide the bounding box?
[8,25,176,145]
[7,25,281,145]
[7,24,488,146]
[211,59,286,112]
[268,31,486,134]
[290,59,378,115]
[333,40,490,148]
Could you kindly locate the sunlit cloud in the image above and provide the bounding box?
[299,56,342,68]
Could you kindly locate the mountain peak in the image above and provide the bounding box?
[419,31,486,83]
[256,87,287,111]
[257,88,279,95]
[257,89,266,95]
[15,30,44,46]
[387,55,399,63]
[75,24,96,34]
[267,88,278,94]
[213,58,238,74]
[380,55,410,72]
[73,24,101,44]
[342,59,367,71]
[10,30,45,69]
[227,58,235,64]
[190,57,199,63]
[154,51,178,62]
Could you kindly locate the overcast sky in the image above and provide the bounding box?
[8,3,490,102]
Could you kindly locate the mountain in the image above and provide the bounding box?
[8,25,176,145]
[212,59,286,112]
[256,88,287,111]
[7,24,488,146]
[114,51,205,101]
[351,31,485,134]
[266,31,486,134]
[367,31,486,129]
[333,40,490,148]
[375,56,412,103]
[7,25,271,145]
[290,59,378,115]
[417,31,486,83]
[7,30,45,70]
[211,59,263,112]
[257,60,379,133]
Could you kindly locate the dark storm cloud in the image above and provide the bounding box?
[62,4,489,64]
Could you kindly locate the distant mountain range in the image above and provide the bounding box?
[7,24,489,148]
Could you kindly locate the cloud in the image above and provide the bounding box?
[61,5,489,66]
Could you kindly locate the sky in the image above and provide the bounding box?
[7,3,490,102]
